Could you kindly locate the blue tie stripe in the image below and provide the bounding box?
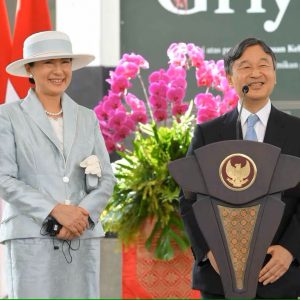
[245,114,259,141]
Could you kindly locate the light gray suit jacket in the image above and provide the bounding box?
[0,89,116,242]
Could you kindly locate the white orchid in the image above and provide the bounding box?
[80,155,101,177]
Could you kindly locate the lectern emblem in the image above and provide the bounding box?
[219,154,257,191]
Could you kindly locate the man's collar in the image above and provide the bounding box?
[238,99,271,126]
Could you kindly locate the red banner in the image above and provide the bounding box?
[9,0,52,99]
[0,0,12,104]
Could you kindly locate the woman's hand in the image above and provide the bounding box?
[56,226,77,240]
[50,204,89,236]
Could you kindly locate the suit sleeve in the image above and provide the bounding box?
[78,113,116,224]
[0,108,58,224]
[179,124,210,262]
[278,191,300,263]
[271,116,300,263]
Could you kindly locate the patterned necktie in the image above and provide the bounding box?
[245,114,259,141]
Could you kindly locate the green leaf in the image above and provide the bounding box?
[115,162,134,171]
[169,229,189,251]
[145,221,161,250]
[139,123,155,136]
[115,151,134,164]
[155,229,174,260]
[100,108,194,260]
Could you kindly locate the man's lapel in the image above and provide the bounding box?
[220,108,241,140]
[21,89,62,152]
[263,105,287,148]
[62,93,78,159]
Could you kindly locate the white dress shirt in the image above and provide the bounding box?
[238,100,271,142]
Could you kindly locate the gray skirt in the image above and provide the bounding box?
[4,238,100,298]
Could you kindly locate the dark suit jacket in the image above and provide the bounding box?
[180,105,300,298]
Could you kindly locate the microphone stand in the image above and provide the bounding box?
[236,85,249,140]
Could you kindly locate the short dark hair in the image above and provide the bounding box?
[223,37,276,75]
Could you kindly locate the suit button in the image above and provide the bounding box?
[63,176,69,183]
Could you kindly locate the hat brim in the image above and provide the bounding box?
[6,53,95,77]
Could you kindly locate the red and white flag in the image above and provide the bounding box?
[0,2,11,296]
[0,0,10,216]
[0,0,12,105]
[8,0,52,101]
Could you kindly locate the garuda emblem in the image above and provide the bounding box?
[219,154,257,191]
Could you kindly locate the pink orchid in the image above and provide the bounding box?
[153,109,168,122]
[196,62,214,87]
[103,94,122,114]
[112,125,132,142]
[215,60,226,77]
[149,69,169,83]
[194,93,217,108]
[131,111,148,124]
[187,43,205,68]
[167,43,188,67]
[149,81,168,98]
[149,95,168,110]
[115,62,139,79]
[95,42,238,152]
[124,117,136,131]
[125,93,147,112]
[172,103,189,116]
[108,111,128,130]
[110,74,132,94]
[167,87,185,103]
[94,103,109,121]
[120,53,149,69]
[98,121,111,136]
[197,107,219,124]
[167,65,186,79]
[104,137,116,152]
[216,77,231,92]
[222,89,239,109]
[169,77,187,89]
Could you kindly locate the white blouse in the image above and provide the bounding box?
[48,116,63,150]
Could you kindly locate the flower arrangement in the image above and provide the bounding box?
[95,42,238,260]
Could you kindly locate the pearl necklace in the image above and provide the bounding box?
[45,109,63,116]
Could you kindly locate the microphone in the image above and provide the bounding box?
[242,85,249,94]
[236,85,249,140]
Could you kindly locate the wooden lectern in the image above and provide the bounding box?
[169,140,300,298]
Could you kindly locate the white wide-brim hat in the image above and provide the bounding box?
[6,31,95,77]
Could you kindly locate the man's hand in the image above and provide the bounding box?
[50,204,89,237]
[259,245,293,285]
[207,250,220,274]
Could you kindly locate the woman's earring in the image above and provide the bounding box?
[29,74,33,78]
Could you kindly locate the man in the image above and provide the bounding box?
[180,37,300,298]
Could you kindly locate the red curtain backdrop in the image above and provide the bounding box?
[0,0,12,104]
[9,0,52,99]
[122,238,201,299]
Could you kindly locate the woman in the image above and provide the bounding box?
[0,31,116,298]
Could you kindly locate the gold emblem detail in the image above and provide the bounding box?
[218,205,260,290]
[219,154,257,191]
